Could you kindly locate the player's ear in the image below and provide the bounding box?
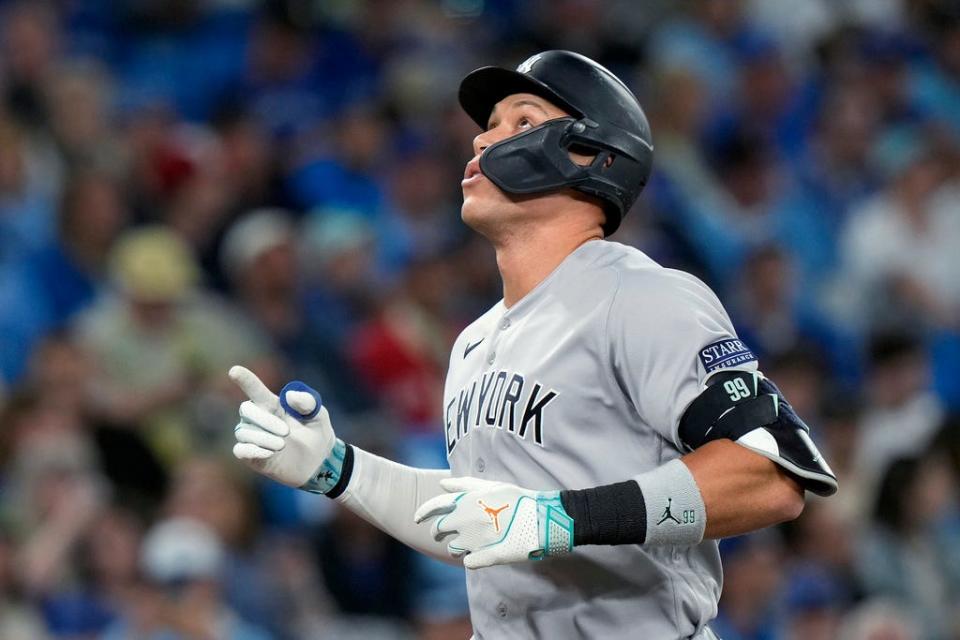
[567,143,595,167]
[567,145,615,168]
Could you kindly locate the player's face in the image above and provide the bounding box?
[461,93,576,235]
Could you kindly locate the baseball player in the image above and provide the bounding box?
[229,51,837,639]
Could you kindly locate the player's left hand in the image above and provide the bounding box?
[413,477,573,569]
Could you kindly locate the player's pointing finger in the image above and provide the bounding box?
[229,365,279,410]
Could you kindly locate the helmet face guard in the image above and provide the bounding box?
[480,118,588,194]
[479,117,653,235]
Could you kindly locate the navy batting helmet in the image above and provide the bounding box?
[459,50,654,236]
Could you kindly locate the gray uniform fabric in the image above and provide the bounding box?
[443,240,757,639]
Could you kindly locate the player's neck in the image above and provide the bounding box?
[494,226,602,308]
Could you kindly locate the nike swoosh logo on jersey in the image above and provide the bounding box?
[464,338,484,358]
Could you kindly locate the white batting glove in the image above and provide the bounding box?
[414,477,574,569]
[229,366,344,493]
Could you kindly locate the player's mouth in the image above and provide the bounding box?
[462,158,484,186]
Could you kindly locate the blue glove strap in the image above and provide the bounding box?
[301,438,347,495]
[279,381,322,421]
[532,491,574,560]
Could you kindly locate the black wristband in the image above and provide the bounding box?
[559,480,647,546]
[325,443,355,499]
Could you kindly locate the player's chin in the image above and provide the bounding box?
[463,181,507,215]
[461,193,490,228]
[461,183,531,236]
[462,197,505,234]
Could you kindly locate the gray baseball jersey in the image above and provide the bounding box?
[442,240,758,639]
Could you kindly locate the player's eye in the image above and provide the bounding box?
[517,117,532,130]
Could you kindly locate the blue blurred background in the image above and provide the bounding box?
[0,1,959,638]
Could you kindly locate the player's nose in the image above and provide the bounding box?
[472,124,509,157]
[472,130,490,157]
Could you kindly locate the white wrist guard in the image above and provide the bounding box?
[633,458,706,546]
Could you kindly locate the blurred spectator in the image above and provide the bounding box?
[0,389,114,636]
[782,498,859,607]
[0,532,48,638]
[775,84,881,290]
[221,208,301,345]
[856,454,960,639]
[0,114,56,265]
[76,226,271,464]
[782,565,845,640]
[730,246,856,382]
[713,532,786,640]
[158,125,238,272]
[762,348,828,425]
[286,106,390,221]
[859,31,927,133]
[649,0,772,105]
[223,208,377,415]
[83,505,144,595]
[909,7,960,137]
[103,516,272,640]
[211,106,277,213]
[834,129,960,331]
[931,414,960,483]
[300,211,380,343]
[837,599,920,640]
[0,168,127,382]
[163,456,323,638]
[851,331,944,510]
[236,6,375,139]
[654,124,795,292]
[645,64,736,283]
[1,1,63,128]
[703,35,808,157]
[746,0,836,63]
[109,2,249,122]
[315,504,414,624]
[25,333,167,508]
[819,396,865,520]
[44,59,122,170]
[381,144,463,269]
[350,253,458,431]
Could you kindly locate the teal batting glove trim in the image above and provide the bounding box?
[531,491,573,560]
[301,438,346,494]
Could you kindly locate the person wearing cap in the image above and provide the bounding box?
[222,209,379,416]
[76,226,271,464]
[102,517,271,640]
[229,51,835,639]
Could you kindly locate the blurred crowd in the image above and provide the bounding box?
[0,0,959,638]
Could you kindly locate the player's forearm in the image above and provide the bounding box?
[558,440,804,549]
[334,446,460,565]
[681,439,804,538]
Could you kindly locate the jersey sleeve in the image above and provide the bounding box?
[607,269,758,450]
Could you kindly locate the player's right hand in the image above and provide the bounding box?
[229,366,336,489]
